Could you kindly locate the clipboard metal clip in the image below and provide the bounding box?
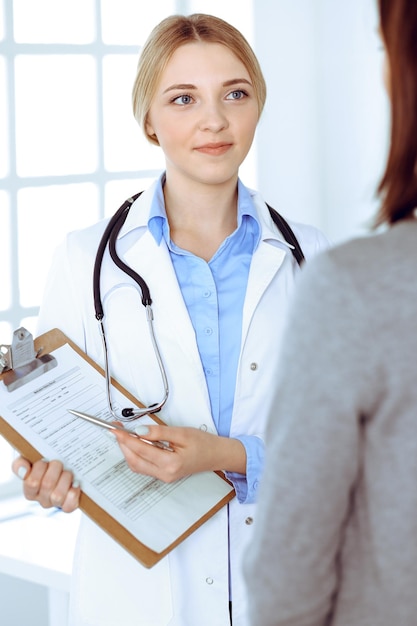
[0,327,58,392]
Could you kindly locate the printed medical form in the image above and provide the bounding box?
[0,343,234,555]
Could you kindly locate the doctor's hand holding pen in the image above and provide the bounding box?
[114,422,246,482]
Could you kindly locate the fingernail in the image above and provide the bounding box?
[17,466,28,480]
[72,479,81,489]
[134,425,150,436]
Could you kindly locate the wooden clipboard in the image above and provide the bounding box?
[0,328,235,568]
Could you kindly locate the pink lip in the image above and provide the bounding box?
[194,143,233,156]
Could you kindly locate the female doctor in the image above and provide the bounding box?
[13,13,328,626]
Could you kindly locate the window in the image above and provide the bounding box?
[0,0,254,493]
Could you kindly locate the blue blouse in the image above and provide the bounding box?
[148,174,262,503]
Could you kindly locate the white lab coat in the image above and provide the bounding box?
[37,180,328,626]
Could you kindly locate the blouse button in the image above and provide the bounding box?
[245,517,254,525]
[250,362,258,371]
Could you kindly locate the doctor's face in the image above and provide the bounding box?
[145,42,259,188]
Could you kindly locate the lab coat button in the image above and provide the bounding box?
[200,424,208,432]
[250,362,258,371]
[206,577,214,585]
[245,517,254,525]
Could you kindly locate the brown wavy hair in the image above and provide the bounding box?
[376,0,417,224]
[132,13,267,146]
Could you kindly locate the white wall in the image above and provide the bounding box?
[253,0,390,243]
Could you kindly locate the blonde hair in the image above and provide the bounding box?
[132,13,267,145]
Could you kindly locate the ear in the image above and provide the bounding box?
[145,116,155,138]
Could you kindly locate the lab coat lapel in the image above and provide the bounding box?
[242,240,286,339]
[123,230,203,373]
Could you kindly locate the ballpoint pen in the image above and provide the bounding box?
[67,409,174,451]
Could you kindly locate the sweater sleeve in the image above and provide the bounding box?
[243,250,375,626]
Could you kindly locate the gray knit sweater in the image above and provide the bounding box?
[244,219,417,626]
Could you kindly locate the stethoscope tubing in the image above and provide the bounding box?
[93,193,169,421]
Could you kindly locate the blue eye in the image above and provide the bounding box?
[226,90,246,100]
[172,94,193,105]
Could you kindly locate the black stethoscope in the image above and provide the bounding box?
[92,191,305,423]
[93,192,169,423]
